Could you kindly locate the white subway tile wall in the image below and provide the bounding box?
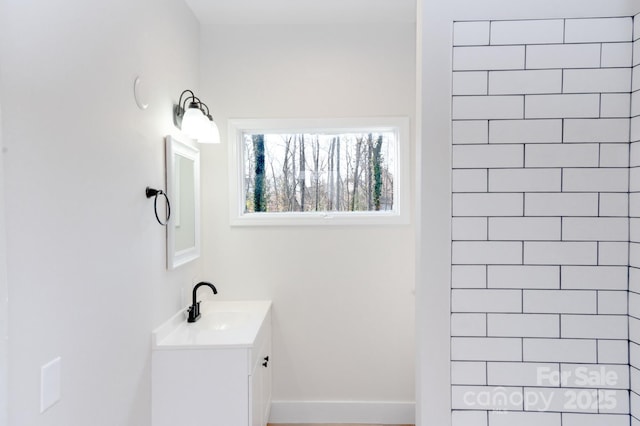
[602,42,633,68]
[489,70,562,95]
[631,11,640,426]
[564,17,633,43]
[489,119,562,143]
[526,44,601,69]
[451,15,636,425]
[563,118,630,143]
[602,94,632,118]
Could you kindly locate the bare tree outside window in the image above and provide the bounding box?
[242,132,396,214]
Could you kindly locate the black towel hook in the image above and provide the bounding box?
[146,187,171,226]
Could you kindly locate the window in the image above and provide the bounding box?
[228,118,410,226]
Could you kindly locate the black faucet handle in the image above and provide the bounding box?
[187,301,201,323]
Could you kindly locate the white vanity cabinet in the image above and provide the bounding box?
[250,320,272,426]
[151,301,272,426]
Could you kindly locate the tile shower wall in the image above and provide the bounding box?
[630,12,640,426]
[451,17,634,425]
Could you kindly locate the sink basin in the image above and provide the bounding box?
[152,300,272,349]
[194,311,252,331]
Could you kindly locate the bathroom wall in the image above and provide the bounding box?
[198,22,416,422]
[0,61,8,425]
[630,11,640,426]
[0,0,201,424]
[451,16,632,425]
[418,1,636,425]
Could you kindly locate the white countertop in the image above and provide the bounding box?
[152,300,272,350]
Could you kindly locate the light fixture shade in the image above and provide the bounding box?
[199,119,221,144]
[181,105,207,140]
[174,90,221,144]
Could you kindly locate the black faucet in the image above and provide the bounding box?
[187,282,218,323]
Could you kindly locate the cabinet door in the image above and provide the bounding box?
[261,348,272,425]
[153,349,249,426]
[249,369,262,426]
[251,309,272,426]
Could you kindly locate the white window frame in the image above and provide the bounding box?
[228,117,411,226]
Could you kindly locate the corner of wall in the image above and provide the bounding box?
[629,11,640,425]
[0,91,8,426]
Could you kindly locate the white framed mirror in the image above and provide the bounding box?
[166,135,200,270]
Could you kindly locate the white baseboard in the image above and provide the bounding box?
[269,400,416,424]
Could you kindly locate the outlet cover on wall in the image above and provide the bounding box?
[40,357,61,413]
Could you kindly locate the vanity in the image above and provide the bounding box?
[154,137,272,424]
[151,300,272,426]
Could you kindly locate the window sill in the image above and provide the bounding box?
[230,211,410,227]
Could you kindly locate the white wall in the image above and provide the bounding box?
[418,0,636,425]
[0,45,8,426]
[0,0,201,424]
[199,22,416,421]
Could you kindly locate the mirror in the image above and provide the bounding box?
[166,135,200,270]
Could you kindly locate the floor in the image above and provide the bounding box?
[268,424,415,426]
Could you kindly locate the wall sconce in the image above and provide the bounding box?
[173,89,221,144]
